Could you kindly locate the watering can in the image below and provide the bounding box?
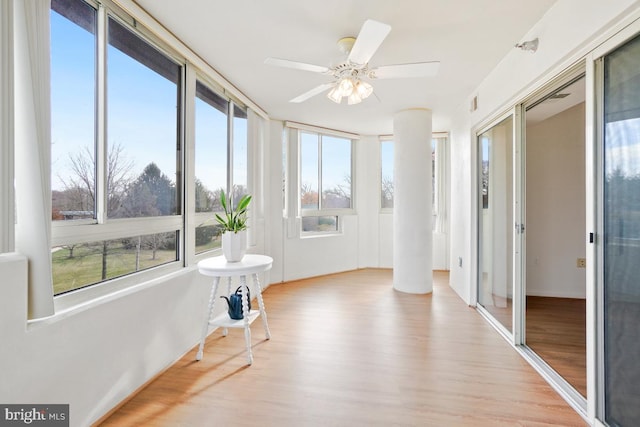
[220,286,251,320]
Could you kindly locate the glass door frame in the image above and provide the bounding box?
[589,17,640,425]
[471,13,640,426]
[474,108,519,343]
[518,65,589,418]
[474,63,590,415]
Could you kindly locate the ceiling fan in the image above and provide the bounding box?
[264,19,440,105]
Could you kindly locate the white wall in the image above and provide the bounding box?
[526,103,586,298]
[356,135,449,272]
[278,131,449,282]
[0,252,271,427]
[356,136,382,268]
[266,120,285,283]
[449,113,474,303]
[448,0,639,305]
[6,0,636,424]
[378,214,394,268]
[282,216,360,281]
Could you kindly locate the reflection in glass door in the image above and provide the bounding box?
[602,33,640,426]
[478,117,513,333]
[524,76,587,398]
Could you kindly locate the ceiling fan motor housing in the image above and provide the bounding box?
[337,36,356,54]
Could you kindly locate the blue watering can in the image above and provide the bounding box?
[220,286,251,320]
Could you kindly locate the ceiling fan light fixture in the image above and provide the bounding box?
[338,78,354,96]
[265,19,440,105]
[347,91,363,105]
[355,80,373,99]
[327,86,343,103]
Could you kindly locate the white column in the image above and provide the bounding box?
[393,109,432,294]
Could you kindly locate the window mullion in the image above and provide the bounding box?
[0,0,15,252]
[96,4,107,224]
[227,101,234,197]
[317,134,322,210]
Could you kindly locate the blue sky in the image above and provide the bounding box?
[381,140,393,182]
[300,132,351,197]
[50,10,95,191]
[605,118,640,177]
[51,9,247,197]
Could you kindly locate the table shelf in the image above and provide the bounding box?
[209,310,261,328]
[196,254,273,365]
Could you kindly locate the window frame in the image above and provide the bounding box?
[297,128,355,235]
[379,136,394,213]
[378,133,449,226]
[51,0,186,303]
[192,74,250,258]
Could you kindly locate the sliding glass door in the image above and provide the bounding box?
[523,75,587,398]
[602,32,640,426]
[477,116,514,334]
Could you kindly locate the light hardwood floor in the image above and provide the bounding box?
[98,269,586,426]
[526,296,586,397]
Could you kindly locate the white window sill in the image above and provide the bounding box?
[29,262,191,329]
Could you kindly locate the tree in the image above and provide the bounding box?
[230,184,249,209]
[381,176,394,208]
[300,182,318,209]
[56,142,134,217]
[115,162,176,218]
[142,232,173,260]
[64,244,78,259]
[106,143,136,216]
[56,143,134,280]
[195,178,214,212]
[114,163,176,261]
[322,175,351,209]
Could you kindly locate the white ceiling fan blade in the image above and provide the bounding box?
[371,61,440,79]
[264,57,330,74]
[348,19,392,65]
[290,83,335,103]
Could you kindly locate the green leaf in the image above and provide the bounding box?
[213,189,252,232]
[219,189,228,213]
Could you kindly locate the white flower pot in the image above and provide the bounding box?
[221,230,247,262]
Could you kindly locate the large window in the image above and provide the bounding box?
[299,131,352,233]
[233,105,249,203]
[50,0,182,295]
[193,81,249,254]
[194,81,227,254]
[380,140,394,209]
[380,136,447,229]
[51,0,96,221]
[106,17,180,219]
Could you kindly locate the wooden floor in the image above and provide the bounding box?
[526,296,586,397]
[480,295,587,398]
[99,270,585,426]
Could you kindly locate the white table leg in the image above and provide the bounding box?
[253,273,271,340]
[240,275,253,365]
[196,276,220,361]
[223,276,232,336]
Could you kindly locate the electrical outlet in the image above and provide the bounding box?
[577,258,586,268]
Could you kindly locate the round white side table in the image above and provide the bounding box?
[196,254,272,365]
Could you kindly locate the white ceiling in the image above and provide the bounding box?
[526,77,586,125]
[134,0,557,135]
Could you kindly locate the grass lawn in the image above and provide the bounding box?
[52,241,177,295]
[195,235,222,255]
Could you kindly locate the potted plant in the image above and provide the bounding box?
[215,189,251,262]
